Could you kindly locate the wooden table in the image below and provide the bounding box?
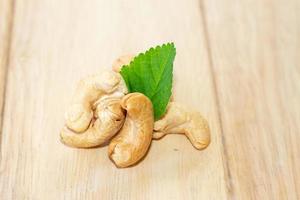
[0,0,299,199]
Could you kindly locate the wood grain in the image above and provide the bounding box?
[203,0,300,199]
[0,0,226,199]
[0,0,14,140]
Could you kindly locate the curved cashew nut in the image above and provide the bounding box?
[65,70,127,133]
[108,93,154,168]
[153,102,210,150]
[112,55,135,73]
[60,97,125,148]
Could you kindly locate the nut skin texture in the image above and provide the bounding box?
[108,93,154,168]
[153,102,210,150]
[112,55,135,73]
[60,98,125,148]
[65,70,127,133]
[61,70,128,148]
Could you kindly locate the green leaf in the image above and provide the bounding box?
[120,43,176,120]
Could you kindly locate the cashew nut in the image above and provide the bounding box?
[153,102,210,150]
[108,93,154,168]
[112,55,135,73]
[60,97,125,148]
[61,70,128,148]
[65,70,127,133]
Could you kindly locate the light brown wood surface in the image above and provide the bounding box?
[202,1,300,199]
[0,0,299,199]
[0,0,13,140]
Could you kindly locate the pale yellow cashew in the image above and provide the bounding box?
[108,93,154,168]
[112,55,135,73]
[153,102,210,150]
[61,70,128,148]
[65,70,127,133]
[61,97,125,148]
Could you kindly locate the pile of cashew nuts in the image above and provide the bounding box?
[60,55,211,168]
